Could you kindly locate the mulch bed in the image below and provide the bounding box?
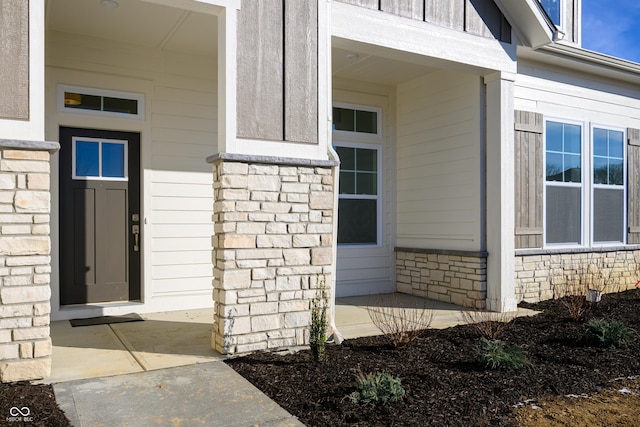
[226,288,640,426]
[0,382,70,427]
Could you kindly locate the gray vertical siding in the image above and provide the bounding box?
[236,0,318,144]
[335,0,511,43]
[380,0,423,20]
[284,0,318,144]
[514,111,544,249]
[236,0,284,141]
[628,129,640,244]
[0,0,29,120]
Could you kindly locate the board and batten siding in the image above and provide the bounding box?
[236,0,318,144]
[628,129,640,244]
[396,70,483,251]
[0,0,29,120]
[335,0,511,43]
[46,30,217,312]
[514,111,543,249]
[333,83,396,297]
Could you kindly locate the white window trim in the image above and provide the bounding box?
[590,124,627,247]
[72,136,129,181]
[334,140,383,248]
[332,102,382,140]
[57,84,145,121]
[543,117,586,249]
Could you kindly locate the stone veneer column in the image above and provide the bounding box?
[208,155,337,354]
[0,140,59,382]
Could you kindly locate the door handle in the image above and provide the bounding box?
[132,225,140,252]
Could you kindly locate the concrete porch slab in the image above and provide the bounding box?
[335,293,539,340]
[44,308,221,384]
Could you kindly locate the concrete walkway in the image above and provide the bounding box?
[46,295,538,426]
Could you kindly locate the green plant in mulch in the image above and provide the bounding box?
[585,318,634,348]
[479,338,529,370]
[346,371,405,406]
[309,275,328,362]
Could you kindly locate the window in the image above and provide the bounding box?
[592,127,625,243]
[545,120,583,245]
[58,85,144,120]
[332,105,380,136]
[539,0,561,26]
[73,137,128,180]
[544,119,626,247]
[335,144,381,245]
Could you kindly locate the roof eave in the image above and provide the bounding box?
[493,0,556,49]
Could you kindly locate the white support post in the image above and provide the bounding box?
[217,5,238,153]
[484,72,518,312]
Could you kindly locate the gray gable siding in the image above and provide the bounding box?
[0,0,29,120]
[336,0,512,43]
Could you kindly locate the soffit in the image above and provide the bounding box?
[45,0,217,57]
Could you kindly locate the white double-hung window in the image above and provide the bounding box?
[333,104,382,246]
[592,127,625,244]
[544,119,626,247]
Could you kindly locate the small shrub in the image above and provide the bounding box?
[309,275,328,362]
[479,338,529,370]
[346,372,405,406]
[585,319,634,348]
[366,294,434,348]
[553,253,623,321]
[560,295,591,322]
[459,306,516,340]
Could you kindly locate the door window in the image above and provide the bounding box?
[72,137,128,180]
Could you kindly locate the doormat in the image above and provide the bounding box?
[70,313,144,327]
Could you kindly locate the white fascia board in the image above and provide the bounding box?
[493,0,555,49]
[331,1,516,74]
[519,44,640,85]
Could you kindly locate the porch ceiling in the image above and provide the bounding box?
[333,39,440,86]
[45,0,218,57]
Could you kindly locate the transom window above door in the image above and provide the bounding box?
[332,104,381,136]
[72,137,128,180]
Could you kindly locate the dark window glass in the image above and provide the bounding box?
[333,108,355,132]
[104,97,138,115]
[546,186,581,244]
[66,93,101,111]
[337,199,377,244]
[546,121,581,183]
[593,188,624,243]
[593,128,624,186]
[336,146,355,170]
[355,110,377,134]
[75,141,99,177]
[339,171,355,194]
[333,107,378,134]
[102,143,125,178]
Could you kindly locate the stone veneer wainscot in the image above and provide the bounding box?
[0,139,59,382]
[207,154,338,354]
[515,247,640,303]
[396,248,488,309]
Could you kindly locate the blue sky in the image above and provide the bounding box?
[582,0,640,63]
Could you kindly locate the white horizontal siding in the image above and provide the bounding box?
[515,60,640,129]
[333,82,396,297]
[396,70,483,250]
[46,29,217,311]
